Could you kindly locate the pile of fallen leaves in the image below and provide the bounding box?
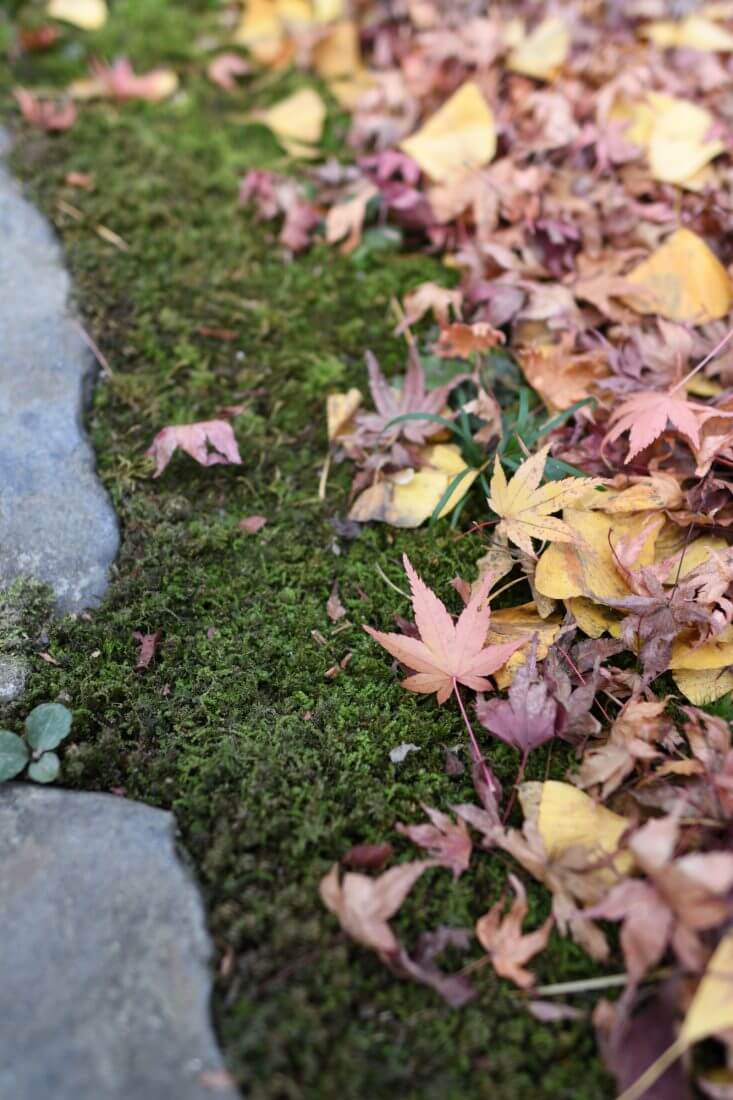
[239,2,733,1094]
[10,0,733,1095]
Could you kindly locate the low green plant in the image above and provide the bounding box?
[0,703,72,784]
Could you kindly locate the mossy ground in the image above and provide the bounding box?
[1,3,614,1096]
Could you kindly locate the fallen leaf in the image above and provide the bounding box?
[507,17,570,81]
[681,934,733,1045]
[528,780,632,874]
[434,322,505,358]
[133,630,162,671]
[672,667,733,705]
[325,180,378,252]
[611,94,724,188]
[239,514,267,534]
[13,88,76,132]
[327,388,362,442]
[364,554,525,704]
[72,59,179,102]
[488,445,602,558]
[400,283,463,329]
[348,443,480,528]
[207,53,251,92]
[327,581,346,621]
[342,842,394,871]
[475,873,554,989]
[603,389,722,462]
[400,82,496,183]
[319,860,430,957]
[64,171,94,188]
[624,229,732,324]
[642,15,733,51]
[396,805,472,879]
[259,87,326,159]
[47,0,107,30]
[476,636,561,758]
[146,420,242,477]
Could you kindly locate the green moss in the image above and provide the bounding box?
[2,4,613,1096]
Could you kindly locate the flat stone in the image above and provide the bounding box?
[0,147,118,614]
[0,786,239,1100]
[0,656,28,702]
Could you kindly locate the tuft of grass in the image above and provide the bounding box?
[1,4,614,1096]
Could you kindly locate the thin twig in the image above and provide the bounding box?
[374,563,410,599]
[75,322,113,377]
[535,967,673,997]
[669,325,733,393]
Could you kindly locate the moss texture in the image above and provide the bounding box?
[2,3,613,1096]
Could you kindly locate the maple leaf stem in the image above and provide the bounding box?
[669,325,733,394]
[453,680,501,804]
[502,749,529,824]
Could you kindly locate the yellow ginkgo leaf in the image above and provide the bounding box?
[260,88,326,158]
[672,666,733,704]
[534,507,663,601]
[235,0,293,66]
[682,935,733,1044]
[313,19,360,79]
[486,603,562,688]
[610,94,723,188]
[400,82,496,183]
[507,17,570,80]
[669,624,733,670]
[566,597,623,639]
[523,780,633,874]
[47,0,107,29]
[488,446,602,559]
[348,444,479,527]
[647,94,723,186]
[625,228,732,323]
[642,15,733,51]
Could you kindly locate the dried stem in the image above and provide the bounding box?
[453,680,501,806]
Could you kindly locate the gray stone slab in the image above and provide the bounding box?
[0,785,239,1100]
[0,147,118,614]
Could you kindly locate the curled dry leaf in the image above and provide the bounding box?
[146,420,242,477]
[72,58,179,102]
[396,805,472,879]
[207,53,250,92]
[475,873,554,989]
[133,630,162,671]
[13,88,76,132]
[319,860,430,957]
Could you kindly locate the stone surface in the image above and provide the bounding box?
[0,148,118,613]
[0,786,239,1100]
[0,656,28,702]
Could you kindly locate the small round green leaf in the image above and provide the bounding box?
[28,752,60,784]
[0,730,29,781]
[25,703,72,752]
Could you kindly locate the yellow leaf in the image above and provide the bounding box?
[326,388,361,441]
[625,228,732,324]
[567,597,623,639]
[235,0,288,64]
[527,780,633,873]
[617,935,733,1100]
[648,94,723,186]
[400,82,496,183]
[47,0,107,29]
[672,667,733,704]
[642,15,733,51]
[683,933,733,1041]
[260,88,326,158]
[313,20,360,79]
[488,446,602,559]
[487,603,562,688]
[535,509,663,601]
[348,444,479,527]
[507,17,570,80]
[670,624,733,670]
[601,477,684,514]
